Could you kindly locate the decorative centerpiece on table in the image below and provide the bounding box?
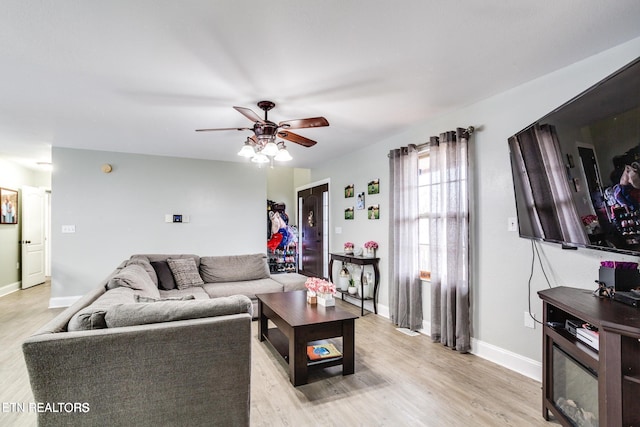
[364,240,378,258]
[305,277,337,306]
[344,242,354,255]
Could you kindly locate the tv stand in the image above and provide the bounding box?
[538,287,640,426]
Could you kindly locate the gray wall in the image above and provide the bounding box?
[0,157,50,294]
[311,36,640,379]
[51,148,267,303]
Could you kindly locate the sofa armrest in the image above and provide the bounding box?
[23,313,251,427]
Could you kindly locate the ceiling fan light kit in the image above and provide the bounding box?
[250,152,270,164]
[197,100,329,166]
[237,139,256,158]
[274,144,293,162]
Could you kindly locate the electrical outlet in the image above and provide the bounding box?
[524,311,536,329]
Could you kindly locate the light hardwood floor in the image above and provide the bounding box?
[1,284,558,426]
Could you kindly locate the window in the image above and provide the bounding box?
[418,151,430,280]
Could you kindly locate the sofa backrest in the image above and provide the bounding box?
[199,253,270,283]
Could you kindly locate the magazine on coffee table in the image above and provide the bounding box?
[307,343,342,360]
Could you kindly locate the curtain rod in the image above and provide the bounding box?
[415,126,475,150]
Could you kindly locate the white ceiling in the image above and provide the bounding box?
[2,1,640,170]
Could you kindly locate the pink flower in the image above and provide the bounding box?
[344,242,354,249]
[364,241,378,249]
[305,277,336,295]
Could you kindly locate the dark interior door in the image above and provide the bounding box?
[298,183,328,278]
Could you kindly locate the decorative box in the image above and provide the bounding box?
[317,294,335,307]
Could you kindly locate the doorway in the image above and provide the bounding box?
[21,185,47,288]
[297,182,329,279]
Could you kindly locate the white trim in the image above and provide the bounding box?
[377,306,542,383]
[49,295,82,308]
[0,281,21,298]
[295,177,330,194]
[470,338,542,382]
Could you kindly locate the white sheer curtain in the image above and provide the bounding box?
[389,145,423,330]
[429,129,470,353]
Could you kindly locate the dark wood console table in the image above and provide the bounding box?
[538,286,640,426]
[329,252,380,316]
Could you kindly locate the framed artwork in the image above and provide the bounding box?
[367,204,380,220]
[344,184,354,198]
[356,192,365,210]
[345,207,354,220]
[368,179,380,195]
[0,187,18,224]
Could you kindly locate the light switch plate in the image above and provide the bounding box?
[61,225,76,233]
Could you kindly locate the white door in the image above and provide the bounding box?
[21,186,46,288]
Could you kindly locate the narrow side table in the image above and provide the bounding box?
[329,252,380,316]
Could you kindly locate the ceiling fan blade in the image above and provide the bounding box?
[277,131,317,147]
[278,117,329,129]
[234,106,265,123]
[195,127,252,132]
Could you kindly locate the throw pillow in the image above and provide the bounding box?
[106,264,160,299]
[127,256,158,287]
[150,260,177,290]
[167,258,204,289]
[134,294,195,302]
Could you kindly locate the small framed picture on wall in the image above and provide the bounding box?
[356,192,365,210]
[367,204,380,220]
[345,184,354,198]
[368,179,380,195]
[345,207,354,220]
[0,187,18,224]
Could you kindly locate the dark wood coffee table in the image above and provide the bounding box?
[256,290,358,386]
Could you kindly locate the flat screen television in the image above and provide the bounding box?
[508,56,640,256]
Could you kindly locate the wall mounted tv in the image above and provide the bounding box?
[508,56,640,256]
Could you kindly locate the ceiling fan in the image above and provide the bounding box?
[196,100,329,151]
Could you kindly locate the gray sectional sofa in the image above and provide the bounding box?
[22,253,307,427]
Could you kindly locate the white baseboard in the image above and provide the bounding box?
[379,306,542,383]
[0,281,21,298]
[49,295,82,308]
[470,338,542,382]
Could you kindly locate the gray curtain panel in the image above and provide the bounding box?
[388,144,423,330]
[429,128,470,353]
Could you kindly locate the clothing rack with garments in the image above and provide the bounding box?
[267,200,298,273]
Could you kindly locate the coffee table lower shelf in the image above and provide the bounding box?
[263,327,344,370]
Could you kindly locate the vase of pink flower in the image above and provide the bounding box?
[305,277,336,306]
[344,242,354,255]
[364,241,378,258]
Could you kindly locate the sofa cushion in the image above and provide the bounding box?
[159,287,210,300]
[104,295,253,328]
[200,254,270,283]
[127,256,158,287]
[106,264,160,299]
[150,260,177,290]
[167,258,204,289]
[68,287,137,331]
[134,294,195,302]
[202,278,283,300]
[269,273,308,292]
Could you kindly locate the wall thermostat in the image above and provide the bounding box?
[165,214,190,223]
